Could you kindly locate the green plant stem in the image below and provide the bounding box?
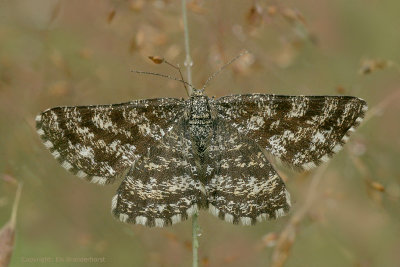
[11,183,23,227]
[182,0,193,96]
[181,1,199,266]
[192,213,199,267]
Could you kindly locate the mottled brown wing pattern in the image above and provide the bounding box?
[111,123,206,227]
[215,94,367,170]
[36,92,368,228]
[36,98,185,185]
[205,122,290,225]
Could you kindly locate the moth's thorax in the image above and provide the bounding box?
[186,95,214,156]
[188,95,212,125]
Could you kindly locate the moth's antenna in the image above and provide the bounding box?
[201,50,249,92]
[162,59,189,93]
[147,56,192,97]
[130,69,196,92]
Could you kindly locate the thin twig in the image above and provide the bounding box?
[181,1,199,266]
[0,182,22,267]
[362,88,400,124]
[271,165,327,267]
[182,0,194,97]
[10,183,23,227]
[269,88,400,266]
[192,213,199,267]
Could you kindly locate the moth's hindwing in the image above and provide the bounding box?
[205,121,291,225]
[111,121,206,227]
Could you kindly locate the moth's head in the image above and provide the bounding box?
[191,88,205,96]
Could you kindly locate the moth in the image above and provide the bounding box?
[36,59,367,227]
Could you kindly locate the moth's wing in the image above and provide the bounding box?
[36,98,185,185]
[205,122,291,225]
[215,94,367,170]
[112,121,205,227]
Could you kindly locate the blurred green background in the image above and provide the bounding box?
[1,0,399,266]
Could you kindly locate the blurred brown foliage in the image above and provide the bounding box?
[0,183,22,267]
